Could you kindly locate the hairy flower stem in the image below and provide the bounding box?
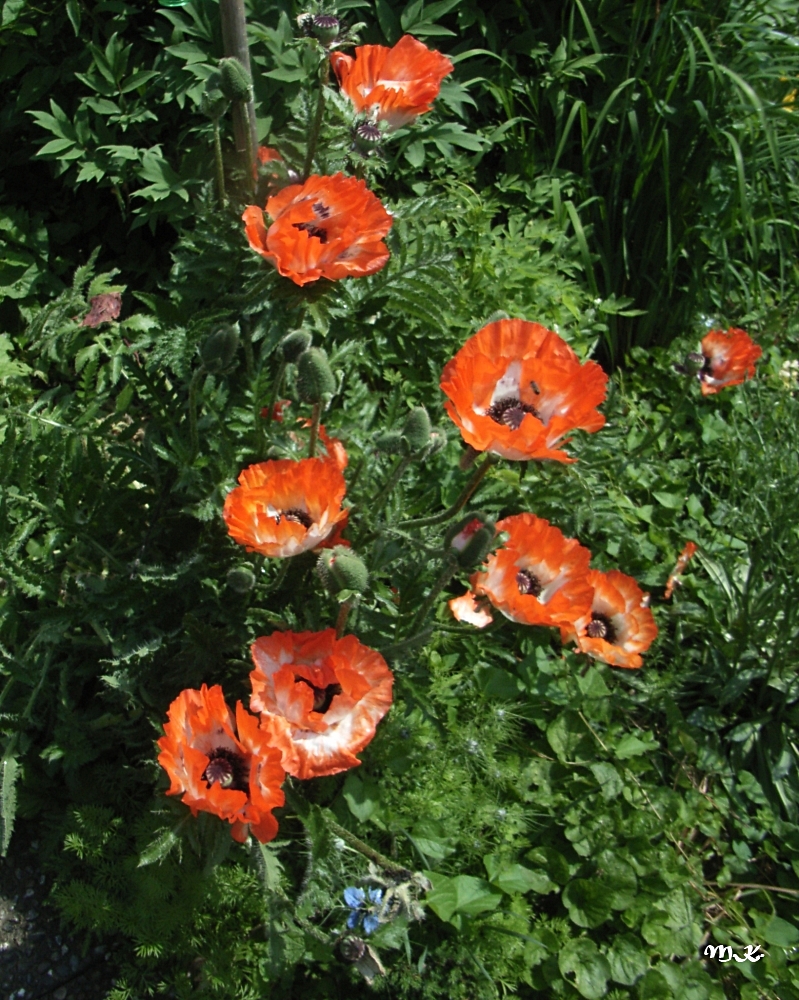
[212,120,227,208]
[188,368,205,462]
[308,402,322,457]
[302,59,330,181]
[372,455,413,512]
[264,360,287,427]
[378,625,436,658]
[406,555,458,636]
[399,454,496,529]
[335,598,353,638]
[219,0,257,185]
[326,817,409,876]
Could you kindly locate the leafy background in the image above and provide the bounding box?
[1,0,799,997]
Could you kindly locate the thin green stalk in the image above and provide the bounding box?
[302,60,330,181]
[399,453,496,529]
[326,817,409,875]
[405,555,457,636]
[371,454,413,512]
[335,598,353,638]
[212,120,226,208]
[378,626,436,658]
[264,360,287,427]
[188,368,205,463]
[308,402,321,457]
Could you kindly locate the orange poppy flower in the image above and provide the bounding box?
[698,327,762,395]
[440,319,608,462]
[157,684,285,843]
[223,455,349,559]
[330,35,454,130]
[250,629,394,779]
[561,569,657,670]
[470,513,593,628]
[242,173,392,287]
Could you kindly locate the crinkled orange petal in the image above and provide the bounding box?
[243,174,392,287]
[449,591,494,628]
[564,569,658,669]
[157,685,285,842]
[471,513,593,628]
[331,35,453,129]
[250,629,394,780]
[223,456,348,558]
[440,319,608,462]
[699,327,762,395]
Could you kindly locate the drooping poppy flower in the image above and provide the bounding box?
[157,684,285,843]
[440,319,608,462]
[470,513,593,628]
[330,35,454,130]
[697,327,762,395]
[242,173,392,287]
[561,569,657,670]
[223,455,349,559]
[249,629,394,779]
[448,590,493,629]
[664,541,698,599]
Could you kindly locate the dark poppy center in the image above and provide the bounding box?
[486,396,540,430]
[203,747,248,792]
[296,678,342,713]
[516,569,542,597]
[293,221,328,243]
[274,508,313,528]
[586,613,616,644]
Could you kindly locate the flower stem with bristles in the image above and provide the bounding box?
[371,455,413,512]
[335,598,352,638]
[405,555,458,636]
[399,453,496,528]
[188,368,205,463]
[302,59,329,181]
[264,360,286,428]
[212,120,226,208]
[308,402,321,457]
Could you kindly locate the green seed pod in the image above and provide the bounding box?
[374,430,404,454]
[200,71,229,121]
[279,329,313,363]
[218,57,253,102]
[200,324,240,372]
[401,407,431,454]
[683,351,706,376]
[352,120,383,155]
[297,347,336,403]
[323,546,369,596]
[227,566,256,593]
[311,13,340,44]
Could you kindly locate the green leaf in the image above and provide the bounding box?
[526,845,571,885]
[562,878,613,928]
[607,933,648,985]
[424,873,502,925]
[342,771,380,823]
[558,937,611,1000]
[547,710,590,761]
[137,817,189,867]
[590,762,624,801]
[484,855,555,895]
[762,916,799,947]
[407,818,455,861]
[615,732,656,759]
[596,850,638,909]
[65,0,80,35]
[638,970,673,1000]
[375,0,401,43]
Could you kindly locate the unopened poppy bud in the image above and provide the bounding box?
[427,428,447,456]
[444,511,491,551]
[200,324,240,372]
[322,546,369,596]
[227,566,256,593]
[297,347,336,403]
[401,407,431,454]
[454,526,495,569]
[279,329,313,363]
[374,430,404,454]
[218,57,253,102]
[200,71,229,120]
[311,13,340,44]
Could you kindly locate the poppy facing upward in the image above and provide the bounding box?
[330,35,454,129]
[440,319,608,462]
[470,513,594,629]
[223,456,349,559]
[243,173,392,286]
[697,327,762,395]
[157,684,285,843]
[250,629,394,779]
[561,569,657,670]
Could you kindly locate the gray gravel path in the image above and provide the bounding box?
[0,830,119,1000]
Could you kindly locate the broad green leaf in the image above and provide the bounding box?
[590,762,624,801]
[638,970,673,1000]
[615,732,656,759]
[596,850,637,909]
[342,771,380,823]
[562,878,613,928]
[762,915,799,947]
[558,937,610,1000]
[424,873,502,924]
[484,855,555,895]
[607,933,648,985]
[547,710,590,761]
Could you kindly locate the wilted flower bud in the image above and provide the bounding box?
[297,347,336,403]
[279,329,313,363]
[311,13,340,44]
[200,71,229,121]
[401,407,431,454]
[340,937,367,963]
[320,546,369,596]
[218,57,253,102]
[200,324,240,372]
[227,566,256,593]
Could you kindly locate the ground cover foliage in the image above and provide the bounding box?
[1,0,799,997]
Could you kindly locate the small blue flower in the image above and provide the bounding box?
[344,886,365,909]
[363,913,380,935]
[343,885,383,935]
